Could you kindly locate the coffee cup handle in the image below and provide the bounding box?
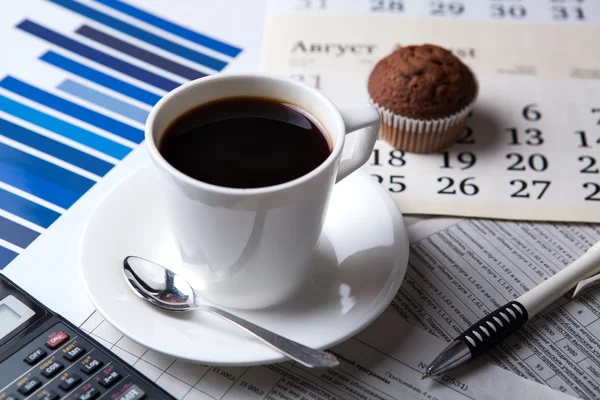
[336,104,381,183]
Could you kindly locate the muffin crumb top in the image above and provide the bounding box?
[368,44,477,119]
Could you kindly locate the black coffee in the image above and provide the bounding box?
[159,97,331,189]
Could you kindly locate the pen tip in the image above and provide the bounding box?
[421,372,430,380]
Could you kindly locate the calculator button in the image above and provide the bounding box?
[41,361,64,378]
[59,373,82,392]
[114,385,145,400]
[80,357,103,375]
[17,377,41,395]
[63,345,86,361]
[98,369,121,388]
[46,332,69,350]
[2,394,20,400]
[37,390,59,400]
[24,348,47,365]
[76,387,99,400]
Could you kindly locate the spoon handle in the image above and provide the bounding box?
[198,305,339,368]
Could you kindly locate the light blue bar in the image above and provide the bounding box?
[58,80,149,124]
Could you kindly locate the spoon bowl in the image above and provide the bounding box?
[123,256,339,369]
[124,256,194,311]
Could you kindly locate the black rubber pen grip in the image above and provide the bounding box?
[458,301,529,357]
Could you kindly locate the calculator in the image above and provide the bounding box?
[0,274,174,400]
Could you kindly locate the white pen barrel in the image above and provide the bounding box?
[518,242,600,317]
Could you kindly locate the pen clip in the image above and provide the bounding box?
[564,243,600,300]
[567,272,600,300]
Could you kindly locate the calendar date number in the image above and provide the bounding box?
[506,153,548,172]
[551,5,585,21]
[296,0,326,10]
[507,128,544,146]
[370,0,404,12]
[490,4,526,19]
[371,149,406,167]
[578,156,598,174]
[372,174,406,193]
[440,152,476,170]
[429,1,464,17]
[522,104,542,122]
[290,73,321,89]
[574,131,600,148]
[592,108,600,125]
[583,183,600,201]
[510,180,551,200]
[456,126,475,144]
[437,177,479,196]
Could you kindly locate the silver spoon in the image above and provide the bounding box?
[123,256,339,369]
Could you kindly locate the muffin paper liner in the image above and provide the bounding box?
[369,97,477,153]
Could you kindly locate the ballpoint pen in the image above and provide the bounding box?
[422,240,600,379]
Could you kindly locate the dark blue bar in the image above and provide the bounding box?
[0,160,80,209]
[0,76,143,144]
[17,20,179,91]
[76,25,206,80]
[0,215,39,249]
[0,117,113,176]
[41,51,161,106]
[0,246,17,270]
[48,0,227,71]
[0,188,59,228]
[94,0,241,57]
[0,141,94,196]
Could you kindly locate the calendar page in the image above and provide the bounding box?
[260,0,600,223]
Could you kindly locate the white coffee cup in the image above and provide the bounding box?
[145,73,380,309]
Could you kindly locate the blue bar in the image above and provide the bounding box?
[0,215,39,249]
[76,25,206,80]
[48,0,227,71]
[0,187,60,228]
[58,80,148,124]
[0,117,113,176]
[0,94,130,160]
[0,142,94,196]
[17,20,180,92]
[41,52,161,106]
[0,246,17,270]
[94,0,241,57]
[0,76,143,144]
[0,160,80,209]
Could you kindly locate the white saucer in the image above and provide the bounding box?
[79,163,409,366]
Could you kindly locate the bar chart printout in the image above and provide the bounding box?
[0,0,243,269]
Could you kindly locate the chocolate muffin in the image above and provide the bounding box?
[368,44,477,153]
